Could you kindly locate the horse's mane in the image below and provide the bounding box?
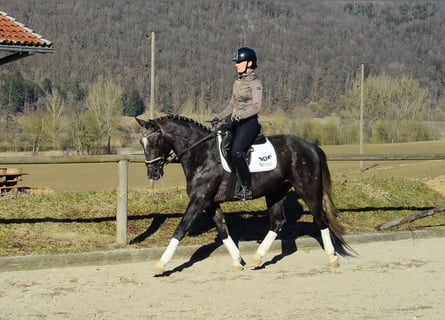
[156,114,212,133]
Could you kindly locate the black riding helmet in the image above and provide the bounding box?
[232,47,257,69]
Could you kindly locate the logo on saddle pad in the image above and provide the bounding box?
[217,133,277,173]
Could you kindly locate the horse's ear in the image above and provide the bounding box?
[135,117,147,128]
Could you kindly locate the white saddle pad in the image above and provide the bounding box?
[217,134,277,173]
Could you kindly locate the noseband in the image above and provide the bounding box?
[144,152,176,167]
[144,156,164,166]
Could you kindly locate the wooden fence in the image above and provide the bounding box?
[1,153,445,245]
[0,154,143,245]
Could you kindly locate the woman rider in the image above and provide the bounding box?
[212,47,262,201]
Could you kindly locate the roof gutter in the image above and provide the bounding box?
[0,45,55,66]
[0,45,55,54]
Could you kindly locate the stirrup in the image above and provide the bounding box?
[233,188,253,201]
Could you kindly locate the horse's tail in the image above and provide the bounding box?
[316,147,346,240]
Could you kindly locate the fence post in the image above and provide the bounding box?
[116,159,128,245]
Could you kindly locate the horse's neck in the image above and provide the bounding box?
[163,121,210,156]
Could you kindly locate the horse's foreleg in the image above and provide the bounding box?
[321,228,339,267]
[211,205,244,270]
[152,238,179,275]
[152,200,203,276]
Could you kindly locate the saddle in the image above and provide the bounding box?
[217,129,277,173]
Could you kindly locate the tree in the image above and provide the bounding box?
[338,74,432,142]
[66,111,101,155]
[20,111,51,154]
[1,0,445,149]
[0,72,26,113]
[122,88,145,117]
[85,76,123,153]
[45,91,65,149]
[41,78,52,94]
[0,72,45,113]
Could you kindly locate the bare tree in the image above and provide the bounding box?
[341,74,430,124]
[339,74,432,142]
[85,76,123,154]
[45,91,65,149]
[20,111,50,154]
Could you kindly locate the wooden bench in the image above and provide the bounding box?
[0,168,27,193]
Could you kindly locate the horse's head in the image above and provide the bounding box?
[136,117,173,180]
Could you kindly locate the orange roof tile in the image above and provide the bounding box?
[0,11,52,48]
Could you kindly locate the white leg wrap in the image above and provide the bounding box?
[321,228,335,255]
[257,231,278,257]
[222,236,240,261]
[160,238,179,265]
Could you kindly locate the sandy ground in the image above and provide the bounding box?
[1,236,444,320]
[425,174,445,196]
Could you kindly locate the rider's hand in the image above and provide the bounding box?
[210,116,220,126]
[225,115,239,130]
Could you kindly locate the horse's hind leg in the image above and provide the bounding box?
[320,228,338,267]
[303,193,339,267]
[210,204,244,270]
[250,187,288,269]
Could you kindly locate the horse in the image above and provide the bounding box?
[136,114,351,276]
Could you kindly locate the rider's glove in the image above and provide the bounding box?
[225,115,239,130]
[210,116,220,126]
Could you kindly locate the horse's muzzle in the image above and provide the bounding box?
[148,173,162,180]
[146,167,163,180]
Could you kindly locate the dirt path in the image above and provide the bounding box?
[1,236,444,320]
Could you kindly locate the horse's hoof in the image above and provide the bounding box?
[250,253,263,269]
[328,254,339,267]
[232,258,244,271]
[151,261,165,276]
[232,262,244,271]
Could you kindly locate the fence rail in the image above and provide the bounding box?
[1,153,445,244]
[0,154,144,165]
[2,153,445,165]
[326,153,445,161]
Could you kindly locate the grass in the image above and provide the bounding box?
[1,175,444,257]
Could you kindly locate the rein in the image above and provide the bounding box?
[175,132,215,160]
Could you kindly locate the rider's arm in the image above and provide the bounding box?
[217,97,234,120]
[216,80,236,120]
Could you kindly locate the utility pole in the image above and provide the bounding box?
[150,31,155,119]
[148,32,156,188]
[360,63,364,172]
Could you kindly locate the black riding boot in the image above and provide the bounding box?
[232,156,253,201]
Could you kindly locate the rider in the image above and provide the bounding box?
[212,46,262,201]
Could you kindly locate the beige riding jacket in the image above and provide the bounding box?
[218,70,263,120]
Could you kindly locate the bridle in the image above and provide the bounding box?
[142,129,215,168]
[141,130,175,169]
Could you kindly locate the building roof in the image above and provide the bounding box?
[0,10,54,65]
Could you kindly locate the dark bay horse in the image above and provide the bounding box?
[136,115,350,276]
